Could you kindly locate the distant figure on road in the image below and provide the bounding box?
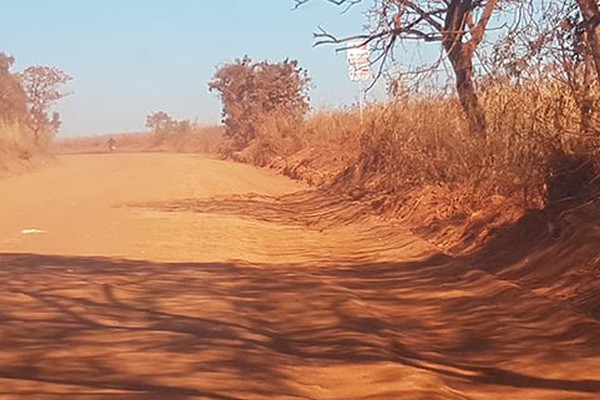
[107,137,116,153]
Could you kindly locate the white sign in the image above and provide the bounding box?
[347,42,371,81]
[348,64,372,82]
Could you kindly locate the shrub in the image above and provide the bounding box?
[209,56,310,161]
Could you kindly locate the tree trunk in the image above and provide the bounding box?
[582,51,594,133]
[32,127,40,145]
[577,0,600,80]
[446,45,487,136]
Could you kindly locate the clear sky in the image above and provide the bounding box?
[0,0,387,137]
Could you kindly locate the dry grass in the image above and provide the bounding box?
[0,123,43,176]
[0,123,58,179]
[301,80,600,210]
[0,123,35,157]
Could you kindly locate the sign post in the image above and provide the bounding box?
[346,42,371,123]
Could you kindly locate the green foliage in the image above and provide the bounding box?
[208,56,310,151]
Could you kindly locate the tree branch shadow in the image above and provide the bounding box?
[1,252,600,398]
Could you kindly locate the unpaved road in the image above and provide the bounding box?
[0,153,599,399]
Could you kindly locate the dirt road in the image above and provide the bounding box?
[0,153,599,399]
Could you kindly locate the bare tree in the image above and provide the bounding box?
[20,66,72,144]
[493,1,598,134]
[296,0,515,136]
[576,0,600,80]
[145,111,175,135]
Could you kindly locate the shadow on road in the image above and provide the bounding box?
[1,251,600,399]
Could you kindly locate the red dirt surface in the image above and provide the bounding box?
[0,153,599,399]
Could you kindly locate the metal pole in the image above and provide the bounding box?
[358,79,364,125]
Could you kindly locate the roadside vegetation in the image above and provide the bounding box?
[6,1,600,252]
[206,1,600,250]
[0,52,71,175]
[209,56,310,166]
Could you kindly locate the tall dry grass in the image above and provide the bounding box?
[0,123,36,160]
[0,122,42,177]
[218,79,590,248]
[224,76,596,242]
[292,79,600,212]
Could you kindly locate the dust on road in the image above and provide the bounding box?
[0,154,599,399]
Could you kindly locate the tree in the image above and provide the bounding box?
[576,0,600,80]
[297,0,515,136]
[491,1,597,134]
[174,119,192,135]
[209,56,310,150]
[551,2,596,134]
[20,66,72,144]
[145,111,175,135]
[0,53,27,123]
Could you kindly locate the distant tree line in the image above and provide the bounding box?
[145,111,193,138]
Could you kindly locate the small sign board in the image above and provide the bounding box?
[347,42,371,82]
[348,64,372,82]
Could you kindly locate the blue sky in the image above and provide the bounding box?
[0,0,387,137]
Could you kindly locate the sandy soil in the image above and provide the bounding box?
[0,153,599,399]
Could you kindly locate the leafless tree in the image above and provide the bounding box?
[20,66,72,144]
[295,0,521,137]
[576,0,600,80]
[490,1,598,134]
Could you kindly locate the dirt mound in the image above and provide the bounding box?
[269,148,600,322]
[466,202,600,319]
[266,143,358,188]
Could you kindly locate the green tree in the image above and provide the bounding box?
[20,65,72,144]
[209,56,310,150]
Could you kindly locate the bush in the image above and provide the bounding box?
[209,56,310,161]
